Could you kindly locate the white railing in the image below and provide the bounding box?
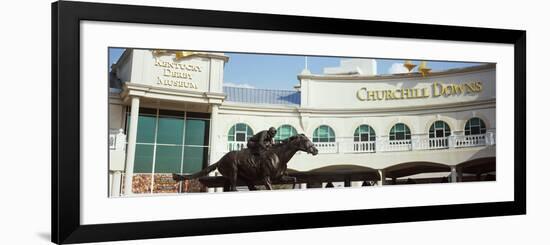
[353,141,376,153]
[224,132,495,154]
[428,137,449,149]
[414,137,449,150]
[340,141,376,153]
[313,142,338,154]
[454,133,493,148]
[227,141,247,151]
[384,139,412,152]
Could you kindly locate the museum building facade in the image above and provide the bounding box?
[108,49,496,196]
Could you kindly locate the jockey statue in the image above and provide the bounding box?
[247,127,277,156]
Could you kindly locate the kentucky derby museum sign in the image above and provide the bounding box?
[111,49,229,93]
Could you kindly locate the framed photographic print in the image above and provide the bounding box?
[52,1,526,244]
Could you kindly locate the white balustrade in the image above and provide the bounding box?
[227,141,247,151]
[384,139,412,152]
[313,142,338,154]
[224,132,495,154]
[340,141,376,153]
[353,141,376,153]
[454,134,487,148]
[427,137,449,149]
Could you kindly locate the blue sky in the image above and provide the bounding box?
[109,48,483,90]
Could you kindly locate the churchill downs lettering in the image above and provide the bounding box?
[154,58,202,89]
[356,81,483,101]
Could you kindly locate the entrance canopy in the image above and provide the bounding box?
[457,157,496,175]
[383,162,451,179]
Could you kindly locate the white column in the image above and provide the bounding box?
[450,166,458,183]
[108,171,113,197]
[411,134,423,150]
[209,104,220,193]
[486,132,495,145]
[300,183,307,189]
[376,136,386,152]
[111,171,122,197]
[123,96,140,196]
[448,135,456,148]
[378,170,385,186]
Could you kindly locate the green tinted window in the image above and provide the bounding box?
[313,125,335,142]
[183,146,206,173]
[354,125,376,142]
[246,127,254,140]
[236,123,247,131]
[156,117,184,144]
[275,125,297,142]
[465,117,487,135]
[185,119,208,146]
[228,123,253,142]
[228,126,235,141]
[129,109,210,178]
[389,123,411,141]
[154,146,182,173]
[429,120,451,138]
[136,115,156,143]
[134,144,154,173]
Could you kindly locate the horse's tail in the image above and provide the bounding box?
[173,162,219,181]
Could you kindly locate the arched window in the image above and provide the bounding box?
[228,123,254,142]
[389,123,411,141]
[275,124,298,143]
[354,125,376,142]
[464,118,487,135]
[429,121,451,138]
[313,125,335,142]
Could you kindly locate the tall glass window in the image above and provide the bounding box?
[313,125,335,142]
[126,108,210,193]
[429,121,451,138]
[354,125,376,142]
[227,123,254,142]
[389,123,411,141]
[275,124,298,143]
[464,117,487,135]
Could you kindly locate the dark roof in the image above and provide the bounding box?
[223,86,300,105]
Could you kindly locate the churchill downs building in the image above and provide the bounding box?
[108,49,496,197]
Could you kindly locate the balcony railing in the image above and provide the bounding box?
[454,134,491,148]
[356,141,376,152]
[384,139,412,152]
[339,141,376,153]
[222,133,494,155]
[414,137,449,150]
[429,137,449,149]
[228,141,246,151]
[313,142,338,154]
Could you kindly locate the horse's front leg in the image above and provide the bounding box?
[280,175,297,189]
[263,176,273,190]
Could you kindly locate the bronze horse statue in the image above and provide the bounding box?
[174,134,318,191]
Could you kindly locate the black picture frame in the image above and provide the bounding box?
[52,1,526,244]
